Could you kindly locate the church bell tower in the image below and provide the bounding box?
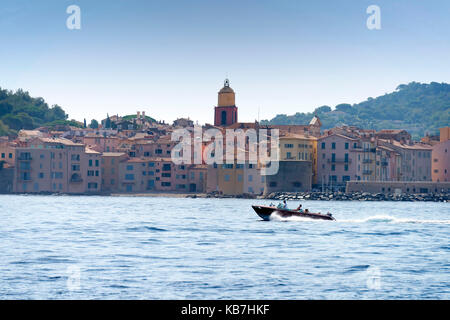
[214,79,238,126]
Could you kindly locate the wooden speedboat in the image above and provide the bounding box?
[252,205,336,221]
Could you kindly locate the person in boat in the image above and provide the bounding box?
[296,204,304,213]
[277,200,288,209]
[304,209,310,213]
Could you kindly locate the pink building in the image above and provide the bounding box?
[432,132,450,182]
[13,138,101,194]
[118,157,206,193]
[317,134,360,188]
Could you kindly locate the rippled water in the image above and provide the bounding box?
[0,195,449,299]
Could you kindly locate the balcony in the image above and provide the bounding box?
[18,155,32,161]
[381,161,388,166]
[70,174,83,183]
[327,158,352,164]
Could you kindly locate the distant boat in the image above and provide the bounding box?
[252,205,336,221]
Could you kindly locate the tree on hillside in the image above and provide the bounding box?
[89,119,99,129]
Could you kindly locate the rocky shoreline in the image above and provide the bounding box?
[262,191,450,202]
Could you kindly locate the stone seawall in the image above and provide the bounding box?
[263,191,450,202]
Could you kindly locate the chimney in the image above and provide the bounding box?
[142,111,145,119]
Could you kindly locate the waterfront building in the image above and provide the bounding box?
[317,133,360,189]
[378,139,432,181]
[432,127,450,182]
[12,137,102,194]
[118,157,206,193]
[263,133,317,194]
[101,152,128,193]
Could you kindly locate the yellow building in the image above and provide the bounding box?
[440,127,450,142]
[279,133,318,184]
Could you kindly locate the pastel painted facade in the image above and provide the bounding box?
[432,129,450,182]
[101,152,128,192]
[13,138,101,194]
[317,134,359,188]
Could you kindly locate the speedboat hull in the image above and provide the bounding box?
[252,205,335,221]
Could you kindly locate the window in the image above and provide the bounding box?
[237,174,243,182]
[1,153,4,158]
[221,110,227,125]
[89,159,93,166]
[248,175,253,182]
[88,182,97,189]
[332,142,336,150]
[345,143,349,150]
[162,164,171,171]
[162,182,171,187]
[331,164,335,171]
[72,164,80,171]
[284,144,294,148]
[126,165,134,171]
[224,174,230,182]
[125,174,134,180]
[95,160,99,167]
[321,142,325,149]
[345,164,349,171]
[269,182,277,187]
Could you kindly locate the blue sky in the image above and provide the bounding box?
[0,0,449,124]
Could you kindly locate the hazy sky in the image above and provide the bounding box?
[0,0,449,125]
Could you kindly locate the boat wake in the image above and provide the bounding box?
[338,215,450,224]
[269,211,326,222]
[269,212,450,224]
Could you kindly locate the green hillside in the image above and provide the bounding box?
[262,82,450,139]
[0,87,78,136]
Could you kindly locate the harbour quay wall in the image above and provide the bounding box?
[346,181,450,195]
[263,191,449,202]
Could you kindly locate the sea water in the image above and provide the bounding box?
[0,195,449,299]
